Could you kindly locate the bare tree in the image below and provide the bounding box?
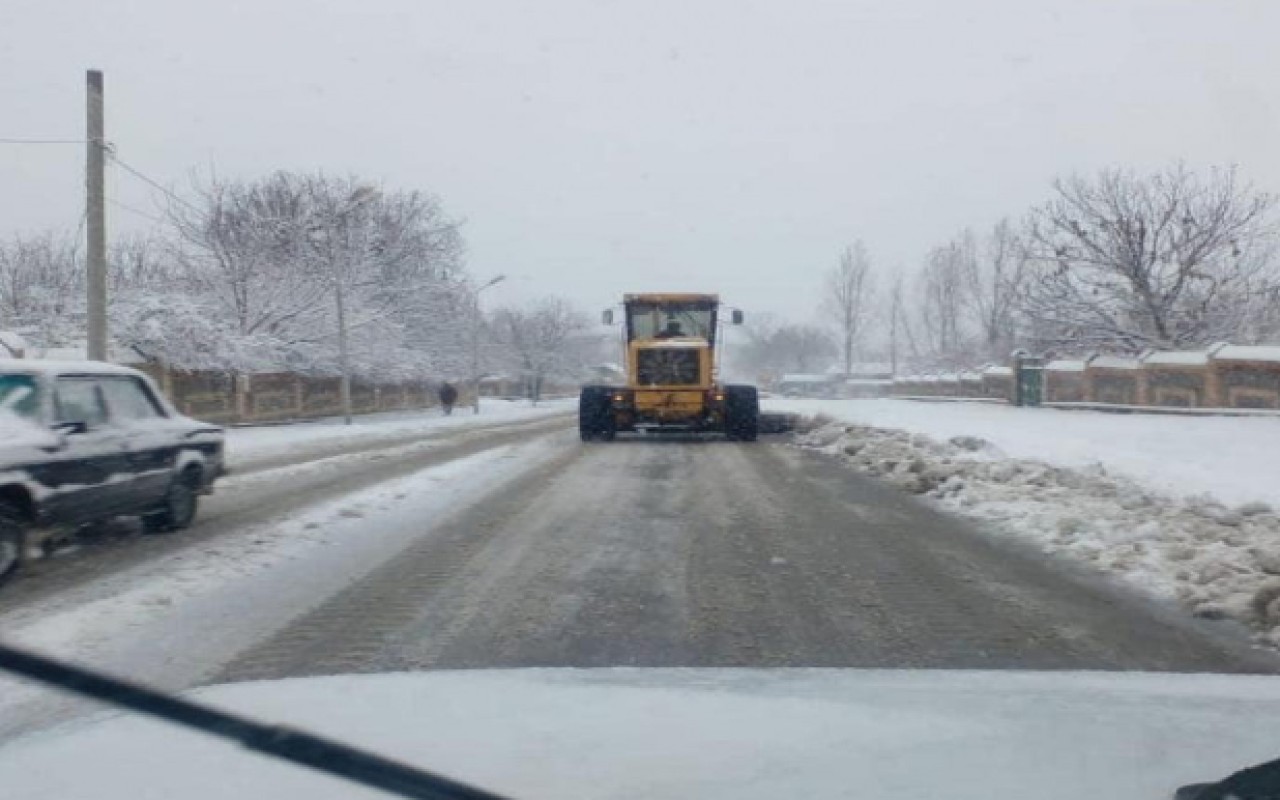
[736,311,782,378]
[166,171,467,378]
[743,323,837,375]
[491,297,590,403]
[168,172,330,343]
[964,219,1029,361]
[887,272,915,375]
[0,233,84,348]
[1023,164,1278,351]
[917,238,973,368]
[822,241,876,374]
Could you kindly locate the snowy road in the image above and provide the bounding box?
[0,412,575,610]
[220,437,1279,681]
[4,425,1278,744]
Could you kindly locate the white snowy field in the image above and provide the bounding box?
[780,398,1280,647]
[0,432,575,741]
[226,397,575,471]
[767,396,1280,508]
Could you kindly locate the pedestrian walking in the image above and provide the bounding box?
[438,382,459,415]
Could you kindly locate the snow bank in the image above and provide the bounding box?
[795,420,1280,647]
[227,397,574,470]
[769,397,1280,507]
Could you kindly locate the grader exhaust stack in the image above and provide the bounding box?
[579,293,759,441]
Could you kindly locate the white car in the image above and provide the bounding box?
[0,360,225,583]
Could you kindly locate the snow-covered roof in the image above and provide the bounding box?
[1142,350,1209,366]
[0,358,150,378]
[958,371,982,381]
[1212,345,1280,364]
[936,373,960,382]
[1045,360,1085,372]
[982,365,1013,377]
[1088,355,1140,370]
[779,374,830,384]
[845,378,893,387]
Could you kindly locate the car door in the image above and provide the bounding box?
[44,376,137,523]
[97,375,175,508]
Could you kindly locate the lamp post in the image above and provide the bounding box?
[471,275,506,414]
[319,185,378,425]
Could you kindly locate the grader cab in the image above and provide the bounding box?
[579,293,759,441]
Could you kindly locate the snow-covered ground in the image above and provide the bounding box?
[0,431,575,740]
[778,398,1280,647]
[227,397,575,471]
[768,397,1280,507]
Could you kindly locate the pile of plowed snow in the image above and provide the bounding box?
[796,419,1280,647]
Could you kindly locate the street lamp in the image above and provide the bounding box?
[325,186,378,425]
[471,275,506,414]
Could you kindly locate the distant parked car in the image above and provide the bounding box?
[0,360,225,585]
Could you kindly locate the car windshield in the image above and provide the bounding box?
[0,374,39,420]
[5,3,1280,799]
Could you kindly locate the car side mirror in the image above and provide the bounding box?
[731,309,744,325]
[52,421,88,435]
[602,309,614,325]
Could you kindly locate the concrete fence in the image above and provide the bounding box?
[893,365,1011,401]
[890,343,1280,411]
[134,364,461,425]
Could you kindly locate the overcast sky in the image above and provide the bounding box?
[3,0,1279,321]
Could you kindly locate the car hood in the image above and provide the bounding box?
[2,668,1280,799]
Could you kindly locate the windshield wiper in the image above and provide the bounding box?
[1175,756,1280,800]
[0,641,513,800]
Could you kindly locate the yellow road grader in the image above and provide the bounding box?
[579,293,759,441]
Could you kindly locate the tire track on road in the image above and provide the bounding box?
[213,435,1280,678]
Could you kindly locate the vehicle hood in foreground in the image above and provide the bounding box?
[2,668,1280,799]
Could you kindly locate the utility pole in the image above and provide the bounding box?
[320,185,377,426]
[335,274,353,425]
[471,275,506,414]
[85,69,108,361]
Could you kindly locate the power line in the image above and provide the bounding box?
[107,152,201,214]
[107,197,166,226]
[0,137,86,145]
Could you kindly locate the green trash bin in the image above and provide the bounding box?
[1012,352,1045,407]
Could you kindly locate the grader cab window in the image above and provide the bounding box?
[626,303,716,342]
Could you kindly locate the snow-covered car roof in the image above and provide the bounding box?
[0,358,151,378]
